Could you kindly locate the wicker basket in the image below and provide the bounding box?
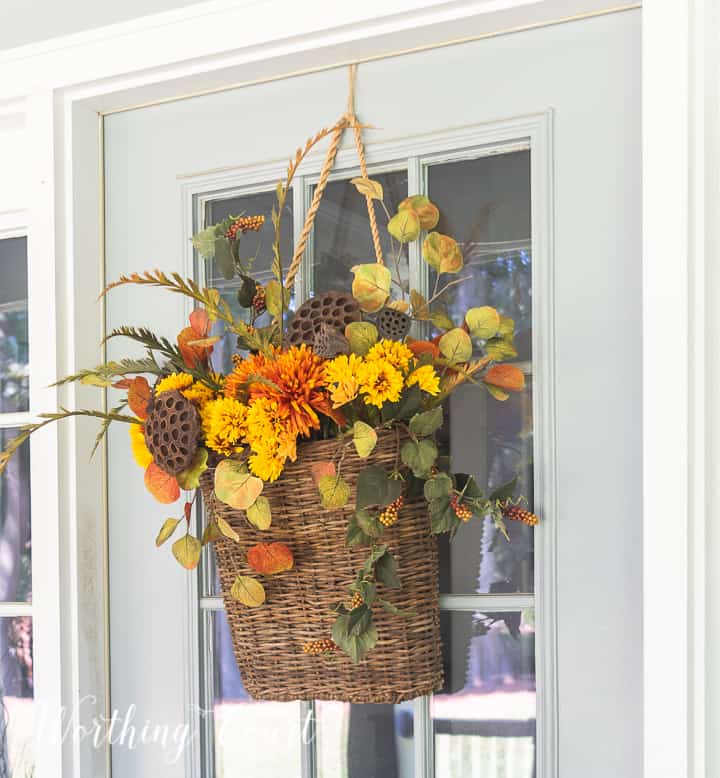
[199,428,443,703]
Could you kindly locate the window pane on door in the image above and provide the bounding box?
[0,430,31,602]
[310,171,407,295]
[428,151,534,595]
[0,237,29,413]
[316,700,413,778]
[204,191,294,375]
[0,615,34,775]
[208,610,302,777]
[433,609,535,778]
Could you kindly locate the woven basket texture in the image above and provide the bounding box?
[200,428,443,703]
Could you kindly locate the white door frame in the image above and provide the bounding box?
[0,2,713,777]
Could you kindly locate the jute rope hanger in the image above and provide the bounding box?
[284,64,384,289]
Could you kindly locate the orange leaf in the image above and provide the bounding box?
[408,340,440,360]
[144,462,181,504]
[247,542,294,575]
[189,308,211,337]
[483,364,525,393]
[178,326,214,369]
[310,461,336,486]
[112,378,132,390]
[127,376,151,419]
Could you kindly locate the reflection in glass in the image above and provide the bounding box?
[0,237,29,413]
[209,610,302,777]
[428,152,534,594]
[311,171,408,295]
[0,616,34,775]
[204,192,294,375]
[433,610,535,778]
[316,699,413,778]
[0,430,31,602]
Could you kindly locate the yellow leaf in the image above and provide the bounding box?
[216,516,240,543]
[201,522,223,545]
[387,211,421,243]
[172,534,202,570]
[439,328,473,364]
[155,518,181,547]
[214,459,264,510]
[398,195,440,230]
[176,447,208,490]
[410,289,430,320]
[465,306,500,339]
[350,177,384,200]
[230,575,266,607]
[387,299,411,314]
[318,475,351,509]
[246,496,272,530]
[423,232,463,273]
[486,384,510,401]
[350,264,392,313]
[345,321,379,356]
[353,421,378,458]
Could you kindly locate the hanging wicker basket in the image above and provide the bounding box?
[200,428,443,703]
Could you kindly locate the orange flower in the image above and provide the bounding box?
[248,345,330,438]
[224,351,273,400]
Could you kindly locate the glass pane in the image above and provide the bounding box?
[433,609,535,778]
[316,699,413,778]
[311,170,407,295]
[0,429,31,602]
[0,615,34,775]
[208,610,302,777]
[204,191,294,375]
[428,151,535,595]
[0,237,29,413]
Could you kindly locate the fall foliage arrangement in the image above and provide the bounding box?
[0,70,536,701]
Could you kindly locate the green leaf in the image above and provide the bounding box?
[408,407,443,437]
[486,384,510,401]
[439,328,473,364]
[265,279,291,318]
[352,421,378,458]
[465,306,500,339]
[429,495,458,534]
[424,473,453,501]
[201,521,223,545]
[318,475,351,509]
[485,337,518,361]
[455,473,483,499]
[171,534,202,570]
[348,604,372,636]
[387,210,421,243]
[401,438,438,478]
[345,321,379,356]
[351,263,392,313]
[430,310,455,331]
[346,516,374,547]
[361,544,389,576]
[355,509,384,538]
[378,598,416,617]
[356,466,402,509]
[246,496,272,530]
[191,225,218,259]
[155,518,181,547]
[375,551,401,588]
[332,613,351,646]
[236,275,257,308]
[360,581,377,605]
[214,237,235,280]
[498,315,515,339]
[382,384,424,422]
[489,477,518,503]
[176,447,209,490]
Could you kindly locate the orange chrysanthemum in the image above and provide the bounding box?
[224,350,273,400]
[248,345,330,438]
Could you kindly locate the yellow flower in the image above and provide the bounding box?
[323,353,363,408]
[243,397,298,481]
[155,372,193,395]
[182,380,215,407]
[406,364,441,396]
[203,397,248,457]
[366,340,413,373]
[357,361,404,408]
[248,444,287,482]
[129,423,153,468]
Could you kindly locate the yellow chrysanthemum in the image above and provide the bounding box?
[248,444,287,482]
[203,397,248,457]
[243,397,298,481]
[323,353,363,408]
[406,364,441,396]
[357,360,404,408]
[129,423,153,469]
[155,372,194,395]
[366,340,413,373]
[182,380,215,407]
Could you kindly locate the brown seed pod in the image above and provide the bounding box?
[377,307,411,341]
[286,291,361,347]
[144,390,201,476]
[313,324,351,359]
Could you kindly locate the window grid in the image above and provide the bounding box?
[195,149,536,778]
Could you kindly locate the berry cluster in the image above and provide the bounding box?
[347,591,364,610]
[450,494,473,522]
[225,214,265,238]
[302,638,339,656]
[379,496,404,527]
[251,286,266,313]
[501,503,539,526]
